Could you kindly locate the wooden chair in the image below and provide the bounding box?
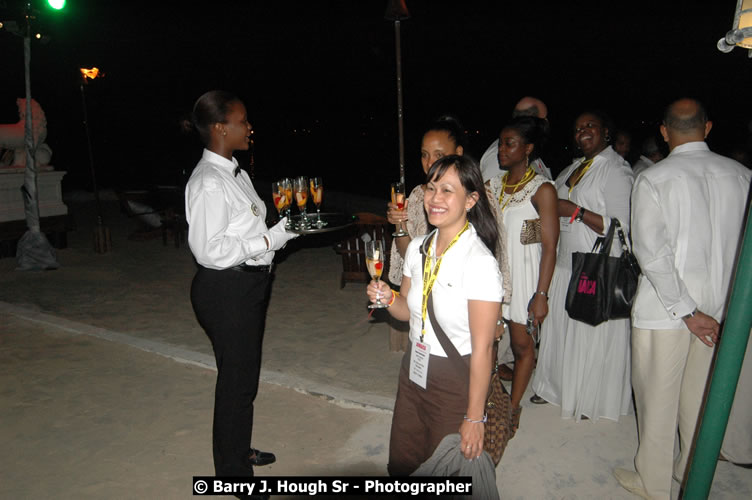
[334,212,393,288]
[116,189,186,247]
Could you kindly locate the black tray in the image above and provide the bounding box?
[285,212,355,234]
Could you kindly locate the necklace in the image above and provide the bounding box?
[499,166,535,212]
[567,158,594,199]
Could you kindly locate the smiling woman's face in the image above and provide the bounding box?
[424,165,476,231]
[574,113,608,159]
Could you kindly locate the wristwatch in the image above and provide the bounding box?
[574,206,586,223]
[682,308,698,320]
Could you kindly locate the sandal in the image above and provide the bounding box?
[511,406,522,438]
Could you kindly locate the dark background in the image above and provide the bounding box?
[1,0,751,198]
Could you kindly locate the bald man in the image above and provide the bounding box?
[613,99,751,499]
[479,96,553,181]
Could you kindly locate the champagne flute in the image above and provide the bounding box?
[293,176,310,229]
[272,179,290,222]
[283,178,293,227]
[309,177,326,228]
[366,240,388,309]
[391,182,408,237]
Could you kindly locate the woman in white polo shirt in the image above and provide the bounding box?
[367,155,503,476]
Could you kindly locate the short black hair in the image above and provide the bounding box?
[501,116,548,162]
[425,115,466,149]
[663,100,708,132]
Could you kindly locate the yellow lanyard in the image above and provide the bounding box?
[421,221,470,341]
[499,167,535,212]
[567,158,594,199]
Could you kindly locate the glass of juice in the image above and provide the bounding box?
[366,240,387,309]
[391,182,408,237]
[309,177,326,228]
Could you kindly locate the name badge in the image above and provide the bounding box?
[409,340,430,389]
[560,217,572,233]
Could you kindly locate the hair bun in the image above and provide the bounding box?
[179,116,196,135]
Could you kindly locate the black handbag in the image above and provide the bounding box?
[565,218,640,326]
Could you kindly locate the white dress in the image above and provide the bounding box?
[532,146,634,422]
[488,174,553,324]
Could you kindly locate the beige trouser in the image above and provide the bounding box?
[631,327,715,500]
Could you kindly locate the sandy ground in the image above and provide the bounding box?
[0,194,749,499]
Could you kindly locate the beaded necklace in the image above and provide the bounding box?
[499,166,535,212]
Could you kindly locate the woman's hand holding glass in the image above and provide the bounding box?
[390,182,408,237]
[386,200,409,228]
[366,278,392,308]
[365,240,388,309]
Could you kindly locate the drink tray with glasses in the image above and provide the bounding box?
[286,212,355,234]
[272,176,355,234]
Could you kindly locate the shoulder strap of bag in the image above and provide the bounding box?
[421,249,471,384]
[613,218,642,275]
[422,249,501,388]
[613,219,630,252]
[591,216,617,254]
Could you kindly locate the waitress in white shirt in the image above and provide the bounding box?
[184,90,297,483]
[368,155,503,475]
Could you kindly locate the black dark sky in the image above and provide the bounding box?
[1,0,750,195]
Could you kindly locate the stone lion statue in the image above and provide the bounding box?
[0,98,53,168]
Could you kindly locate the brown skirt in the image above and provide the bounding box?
[387,348,469,476]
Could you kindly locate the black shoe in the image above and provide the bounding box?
[246,448,276,467]
[529,394,548,404]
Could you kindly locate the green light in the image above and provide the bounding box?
[47,0,66,10]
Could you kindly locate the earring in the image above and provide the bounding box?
[222,131,227,136]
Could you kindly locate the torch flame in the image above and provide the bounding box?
[80,67,100,80]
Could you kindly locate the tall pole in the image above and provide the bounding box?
[683,199,752,499]
[80,76,111,253]
[385,0,410,186]
[394,19,405,185]
[22,4,40,233]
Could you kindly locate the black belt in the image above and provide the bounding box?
[230,263,274,273]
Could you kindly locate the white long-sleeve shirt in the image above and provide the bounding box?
[631,141,751,329]
[185,149,272,269]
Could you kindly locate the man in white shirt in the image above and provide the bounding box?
[613,98,752,499]
[631,136,665,177]
[479,96,552,181]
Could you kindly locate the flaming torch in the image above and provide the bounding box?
[80,66,111,253]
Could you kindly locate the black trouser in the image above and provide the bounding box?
[191,266,271,477]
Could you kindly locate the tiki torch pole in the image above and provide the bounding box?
[79,68,111,253]
[385,0,410,186]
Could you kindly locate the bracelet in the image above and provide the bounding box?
[569,205,581,224]
[535,290,548,299]
[387,289,400,307]
[463,414,488,424]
